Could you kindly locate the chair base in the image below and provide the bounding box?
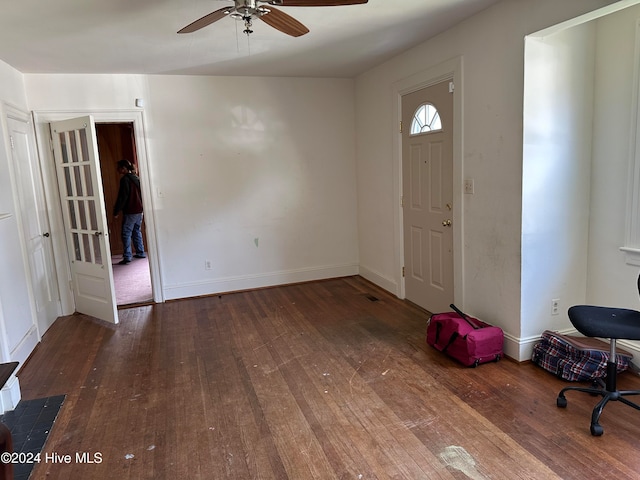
[557,377,640,436]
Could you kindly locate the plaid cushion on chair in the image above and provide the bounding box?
[532,330,632,382]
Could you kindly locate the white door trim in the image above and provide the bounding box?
[32,109,164,314]
[4,103,62,336]
[391,56,464,307]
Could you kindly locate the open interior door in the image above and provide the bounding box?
[50,116,118,324]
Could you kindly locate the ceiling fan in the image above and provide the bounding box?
[178,0,369,37]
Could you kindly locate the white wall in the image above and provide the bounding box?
[589,5,640,307]
[522,25,596,345]
[354,0,615,359]
[25,74,359,300]
[521,3,640,361]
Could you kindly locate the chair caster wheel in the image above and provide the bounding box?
[556,396,567,408]
[590,423,603,436]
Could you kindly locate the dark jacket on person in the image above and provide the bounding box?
[113,173,143,215]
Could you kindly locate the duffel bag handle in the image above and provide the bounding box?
[450,304,481,330]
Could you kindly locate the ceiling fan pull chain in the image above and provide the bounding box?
[244,16,253,55]
[243,16,254,36]
[235,20,240,53]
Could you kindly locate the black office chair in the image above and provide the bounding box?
[556,276,640,436]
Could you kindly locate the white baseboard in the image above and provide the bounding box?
[502,332,526,361]
[617,339,640,371]
[504,329,572,362]
[163,263,360,300]
[504,329,640,363]
[358,266,398,296]
[11,325,39,367]
[0,376,21,414]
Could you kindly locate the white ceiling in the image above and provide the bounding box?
[0,0,501,78]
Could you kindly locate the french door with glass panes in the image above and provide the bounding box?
[50,116,118,324]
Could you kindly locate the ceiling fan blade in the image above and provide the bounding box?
[259,7,309,37]
[266,0,368,6]
[177,7,231,34]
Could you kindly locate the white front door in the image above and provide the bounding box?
[50,116,118,324]
[402,80,454,313]
[6,110,62,335]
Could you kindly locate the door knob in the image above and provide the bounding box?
[94,231,103,237]
[442,220,452,227]
[42,232,50,237]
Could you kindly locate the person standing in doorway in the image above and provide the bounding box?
[113,159,146,265]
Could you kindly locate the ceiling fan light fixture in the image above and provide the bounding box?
[178,0,368,37]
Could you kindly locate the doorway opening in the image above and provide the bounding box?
[96,122,153,307]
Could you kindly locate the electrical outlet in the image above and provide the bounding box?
[205,260,212,270]
[464,178,475,194]
[551,298,560,316]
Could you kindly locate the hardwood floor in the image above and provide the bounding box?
[17,276,640,479]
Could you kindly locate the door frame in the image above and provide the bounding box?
[4,103,62,336]
[392,57,464,307]
[32,109,163,315]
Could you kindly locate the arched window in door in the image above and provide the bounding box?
[410,103,442,135]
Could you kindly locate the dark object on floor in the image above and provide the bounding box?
[0,423,12,480]
[556,275,640,436]
[0,362,18,480]
[0,363,18,393]
[532,330,632,381]
[0,395,65,480]
[426,304,503,367]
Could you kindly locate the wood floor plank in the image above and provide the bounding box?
[15,276,640,479]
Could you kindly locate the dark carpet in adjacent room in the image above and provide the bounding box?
[0,395,65,480]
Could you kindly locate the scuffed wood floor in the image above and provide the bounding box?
[17,276,640,479]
